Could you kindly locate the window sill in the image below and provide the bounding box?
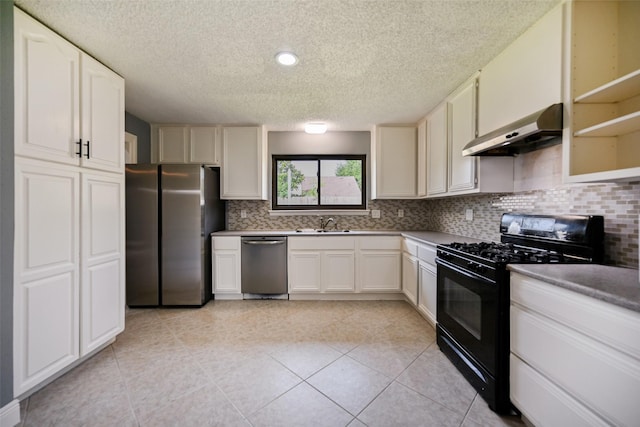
[269,209,370,217]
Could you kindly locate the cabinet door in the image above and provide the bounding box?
[80,172,125,355]
[323,251,355,292]
[448,78,477,193]
[222,126,266,199]
[478,3,562,135]
[80,54,125,173]
[402,253,418,305]
[14,9,80,166]
[426,104,448,196]
[189,127,220,165]
[213,252,241,294]
[359,252,401,292]
[14,159,80,395]
[418,261,437,327]
[289,252,321,292]
[375,126,418,198]
[158,127,188,163]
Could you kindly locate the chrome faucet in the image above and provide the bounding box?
[319,217,335,231]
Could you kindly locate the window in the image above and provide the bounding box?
[272,155,366,210]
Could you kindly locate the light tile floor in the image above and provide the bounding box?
[19,300,525,427]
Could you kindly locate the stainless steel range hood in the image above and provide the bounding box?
[462,103,563,156]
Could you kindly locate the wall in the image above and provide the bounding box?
[0,0,14,407]
[228,142,639,269]
[125,111,151,163]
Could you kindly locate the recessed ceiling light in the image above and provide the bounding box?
[275,51,298,66]
[305,123,327,134]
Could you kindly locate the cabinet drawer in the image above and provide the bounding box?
[417,244,436,265]
[402,239,418,256]
[288,236,355,251]
[359,236,401,251]
[511,273,640,359]
[510,354,608,427]
[212,236,240,250]
[511,305,640,427]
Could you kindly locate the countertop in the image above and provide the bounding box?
[211,229,482,246]
[508,264,640,313]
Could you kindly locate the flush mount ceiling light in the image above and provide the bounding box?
[275,51,298,66]
[305,123,327,134]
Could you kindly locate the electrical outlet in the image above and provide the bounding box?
[465,208,473,221]
[371,209,381,219]
[398,209,404,218]
[240,209,247,218]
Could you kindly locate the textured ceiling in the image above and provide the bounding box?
[14,0,560,131]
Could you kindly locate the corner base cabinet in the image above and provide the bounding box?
[510,272,640,426]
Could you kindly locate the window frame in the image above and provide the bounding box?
[271,154,367,211]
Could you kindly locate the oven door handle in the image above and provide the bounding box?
[436,257,496,286]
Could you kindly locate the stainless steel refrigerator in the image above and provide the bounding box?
[125,164,226,307]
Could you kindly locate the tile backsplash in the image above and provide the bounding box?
[227,181,639,268]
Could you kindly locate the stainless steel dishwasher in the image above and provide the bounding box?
[241,236,288,295]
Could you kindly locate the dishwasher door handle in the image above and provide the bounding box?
[242,240,286,245]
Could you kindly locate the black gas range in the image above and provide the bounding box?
[435,213,604,414]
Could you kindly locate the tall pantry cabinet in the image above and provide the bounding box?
[13,8,125,396]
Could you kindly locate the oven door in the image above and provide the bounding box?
[436,257,497,374]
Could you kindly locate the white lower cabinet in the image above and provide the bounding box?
[80,172,125,355]
[358,237,401,292]
[288,236,402,294]
[323,252,356,292]
[14,158,124,395]
[510,272,640,427]
[417,260,437,327]
[401,239,419,305]
[211,237,241,298]
[405,239,437,326]
[402,254,418,305]
[288,237,356,293]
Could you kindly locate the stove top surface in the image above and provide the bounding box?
[444,242,566,264]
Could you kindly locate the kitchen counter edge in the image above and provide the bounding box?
[211,230,482,246]
[508,264,640,313]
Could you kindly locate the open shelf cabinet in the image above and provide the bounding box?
[564,1,640,182]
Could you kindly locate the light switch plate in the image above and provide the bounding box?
[465,209,473,221]
[398,209,404,218]
[240,209,247,218]
[371,210,381,219]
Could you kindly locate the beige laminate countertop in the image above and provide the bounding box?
[211,229,482,246]
[508,264,640,313]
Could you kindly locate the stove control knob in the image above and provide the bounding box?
[467,262,486,273]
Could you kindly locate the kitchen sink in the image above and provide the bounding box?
[295,228,351,233]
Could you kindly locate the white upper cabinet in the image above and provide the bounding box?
[190,127,220,165]
[14,8,124,173]
[14,8,80,166]
[221,126,267,200]
[80,53,125,173]
[426,103,448,196]
[478,3,563,136]
[426,74,513,198]
[447,79,477,193]
[157,126,188,163]
[564,0,640,182]
[372,125,423,199]
[154,125,221,165]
